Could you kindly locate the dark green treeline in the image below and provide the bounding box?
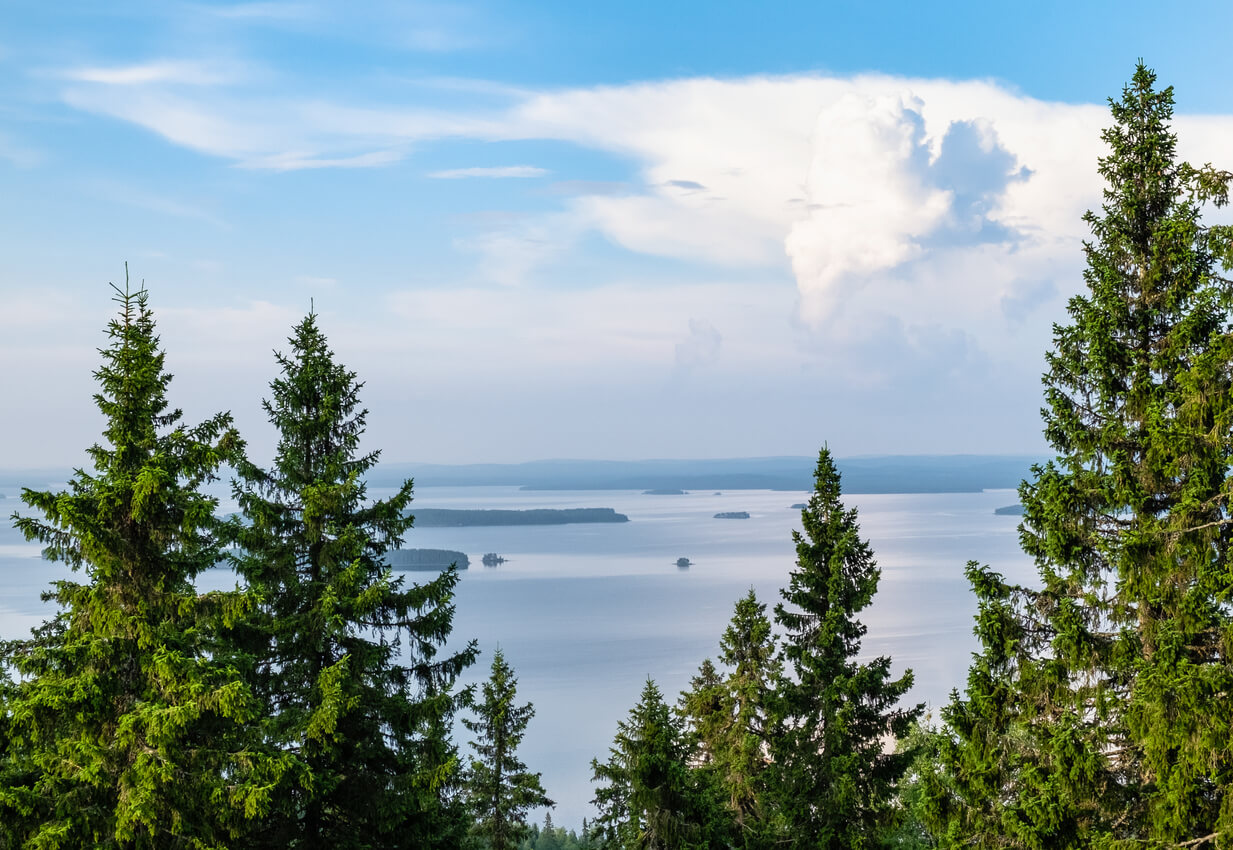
[5,62,1233,850]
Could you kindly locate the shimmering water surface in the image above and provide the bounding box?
[0,483,1036,828]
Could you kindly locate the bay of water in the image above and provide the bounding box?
[0,483,1037,829]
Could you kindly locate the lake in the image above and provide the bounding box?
[0,482,1037,829]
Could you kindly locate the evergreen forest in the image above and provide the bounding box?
[4,63,1233,849]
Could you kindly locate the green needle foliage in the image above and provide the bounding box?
[0,278,287,849]
[225,312,477,848]
[928,563,1027,848]
[678,658,727,772]
[591,679,723,850]
[462,649,553,850]
[716,590,779,832]
[679,590,780,846]
[770,447,922,849]
[938,63,1233,847]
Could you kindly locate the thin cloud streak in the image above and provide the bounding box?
[428,165,549,179]
[60,61,239,86]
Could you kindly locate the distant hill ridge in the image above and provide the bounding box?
[0,455,1049,495]
[372,455,1047,494]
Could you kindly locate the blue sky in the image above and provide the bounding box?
[4,1,1233,467]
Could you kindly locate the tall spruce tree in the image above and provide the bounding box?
[462,649,553,850]
[937,64,1233,847]
[716,589,778,834]
[770,447,922,849]
[0,278,286,848]
[226,312,477,848]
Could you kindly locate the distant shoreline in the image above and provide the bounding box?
[372,455,1047,494]
[1,454,1047,496]
[411,507,629,527]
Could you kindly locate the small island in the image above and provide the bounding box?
[411,508,629,527]
[994,504,1025,516]
[714,511,750,519]
[481,553,506,567]
[384,549,470,570]
[644,488,687,495]
[789,503,806,509]
[676,557,692,568]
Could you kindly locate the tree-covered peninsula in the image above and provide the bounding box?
[411,508,628,527]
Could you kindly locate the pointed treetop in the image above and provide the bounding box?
[807,446,842,511]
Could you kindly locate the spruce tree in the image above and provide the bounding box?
[226,312,477,848]
[678,590,779,845]
[0,278,286,848]
[678,657,727,771]
[462,648,553,850]
[591,679,721,850]
[769,447,922,849]
[716,589,778,834]
[924,564,1023,848]
[938,64,1233,847]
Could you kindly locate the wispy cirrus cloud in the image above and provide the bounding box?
[241,150,405,171]
[199,2,318,22]
[428,165,548,179]
[81,177,229,229]
[60,60,241,86]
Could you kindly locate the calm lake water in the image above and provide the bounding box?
[0,483,1037,829]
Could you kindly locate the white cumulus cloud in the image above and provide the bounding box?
[786,94,952,323]
[49,67,1233,356]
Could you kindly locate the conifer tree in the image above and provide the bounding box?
[591,679,722,850]
[938,64,1233,847]
[226,312,477,848]
[678,590,779,844]
[678,658,726,771]
[880,716,948,850]
[924,563,1022,848]
[462,648,553,850]
[716,590,778,833]
[0,278,286,848]
[769,447,922,849]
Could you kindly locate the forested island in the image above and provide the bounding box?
[994,503,1025,516]
[642,488,686,495]
[714,511,750,519]
[384,548,470,570]
[411,507,628,527]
